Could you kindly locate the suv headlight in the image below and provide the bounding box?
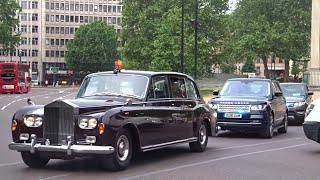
[78,117,98,129]
[251,105,267,110]
[208,103,218,109]
[294,101,306,107]
[305,104,315,117]
[23,115,43,127]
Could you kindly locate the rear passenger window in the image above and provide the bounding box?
[185,79,199,99]
[148,76,169,99]
[169,77,187,98]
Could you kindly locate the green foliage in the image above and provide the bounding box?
[241,58,255,73]
[291,62,300,76]
[121,0,229,77]
[0,0,21,53]
[65,21,118,73]
[224,0,311,78]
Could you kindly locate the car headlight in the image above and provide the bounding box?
[23,115,43,127]
[251,105,267,110]
[78,117,98,129]
[305,104,315,117]
[294,101,306,107]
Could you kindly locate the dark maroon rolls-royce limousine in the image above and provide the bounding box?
[9,70,216,171]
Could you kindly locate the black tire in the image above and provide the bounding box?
[260,112,274,139]
[189,121,208,152]
[278,113,288,133]
[100,129,133,171]
[21,152,50,168]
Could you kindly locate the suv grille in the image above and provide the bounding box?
[218,104,251,113]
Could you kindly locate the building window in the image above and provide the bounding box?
[20,13,28,21]
[61,51,65,57]
[50,15,54,22]
[50,50,54,57]
[85,4,88,11]
[80,4,84,11]
[51,39,55,46]
[55,27,59,34]
[70,3,74,11]
[84,16,88,23]
[61,39,65,46]
[51,27,55,34]
[117,17,121,25]
[45,2,49,9]
[60,3,64,10]
[60,27,64,34]
[46,14,49,21]
[75,4,79,11]
[50,3,54,10]
[32,38,38,45]
[32,26,38,33]
[55,51,60,57]
[117,6,121,13]
[20,25,27,32]
[32,1,38,9]
[45,38,49,45]
[113,6,116,13]
[65,3,69,10]
[279,58,283,63]
[89,16,93,23]
[20,37,28,45]
[66,15,69,22]
[89,4,93,11]
[61,15,65,22]
[46,27,49,33]
[56,15,59,22]
[21,1,28,9]
[70,27,74,34]
[99,5,103,12]
[108,5,111,12]
[55,3,59,10]
[103,5,107,12]
[75,16,79,23]
[65,27,69,34]
[70,16,74,22]
[32,50,38,57]
[56,39,59,45]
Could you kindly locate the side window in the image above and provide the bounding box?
[148,76,169,99]
[169,76,186,98]
[185,78,200,99]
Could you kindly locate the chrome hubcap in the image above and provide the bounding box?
[117,135,129,161]
[199,125,207,145]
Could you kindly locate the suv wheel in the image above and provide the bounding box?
[260,112,274,138]
[278,113,288,133]
[189,121,208,152]
[21,152,50,168]
[100,129,133,171]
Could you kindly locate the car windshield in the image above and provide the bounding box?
[77,74,149,99]
[280,84,306,97]
[220,80,270,97]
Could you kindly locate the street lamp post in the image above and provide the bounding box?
[18,50,22,63]
[180,0,185,73]
[194,0,198,80]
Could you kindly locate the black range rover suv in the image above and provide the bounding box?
[208,78,288,138]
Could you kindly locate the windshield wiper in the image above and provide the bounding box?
[81,92,141,99]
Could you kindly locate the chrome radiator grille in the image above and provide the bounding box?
[218,104,251,113]
[44,101,78,145]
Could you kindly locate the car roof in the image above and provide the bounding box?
[227,78,271,82]
[280,82,306,85]
[87,70,195,81]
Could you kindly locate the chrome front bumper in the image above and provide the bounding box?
[8,134,114,155]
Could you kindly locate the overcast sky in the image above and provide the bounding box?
[229,0,238,10]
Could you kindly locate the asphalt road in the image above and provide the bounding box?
[0,88,319,180]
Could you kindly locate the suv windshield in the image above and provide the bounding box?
[77,74,149,99]
[220,80,270,97]
[280,84,306,97]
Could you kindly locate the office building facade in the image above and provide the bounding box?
[0,0,122,85]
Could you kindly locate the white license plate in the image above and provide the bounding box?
[224,113,242,118]
[2,85,14,89]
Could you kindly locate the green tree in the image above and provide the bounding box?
[0,0,21,53]
[291,61,300,77]
[241,58,255,73]
[121,0,229,77]
[65,21,118,73]
[226,0,311,80]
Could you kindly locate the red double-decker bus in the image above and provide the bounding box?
[0,62,31,94]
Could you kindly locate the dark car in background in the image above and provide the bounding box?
[208,78,288,138]
[280,83,313,125]
[8,70,215,171]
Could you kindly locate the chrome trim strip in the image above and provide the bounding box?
[217,122,262,125]
[8,134,114,155]
[141,137,198,152]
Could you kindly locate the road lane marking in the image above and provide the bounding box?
[212,137,303,151]
[39,173,71,180]
[0,162,22,167]
[120,143,310,180]
[1,106,7,110]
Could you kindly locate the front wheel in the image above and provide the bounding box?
[189,121,208,152]
[21,152,50,168]
[260,112,274,139]
[100,129,133,171]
